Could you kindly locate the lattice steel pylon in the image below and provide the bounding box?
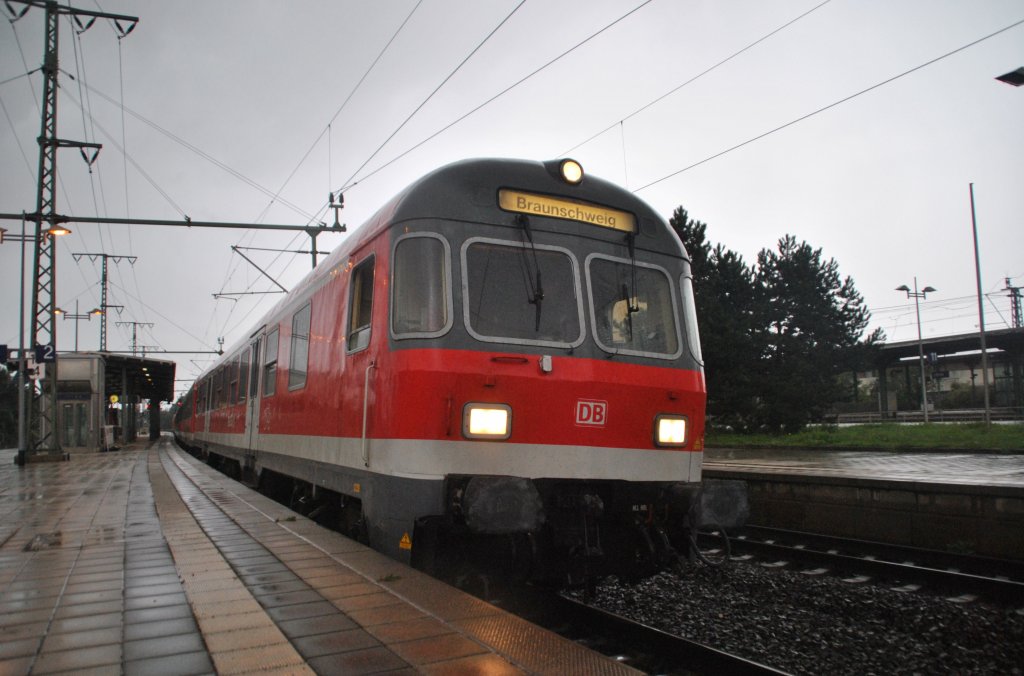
[1006,278,1022,330]
[13,0,138,463]
[72,252,135,350]
[26,1,65,457]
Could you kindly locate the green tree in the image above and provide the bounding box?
[670,208,763,431]
[754,235,875,432]
[671,209,879,433]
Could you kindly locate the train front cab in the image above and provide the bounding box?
[381,159,707,581]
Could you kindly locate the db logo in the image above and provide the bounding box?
[575,399,608,427]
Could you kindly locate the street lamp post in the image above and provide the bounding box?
[54,301,103,351]
[896,278,937,422]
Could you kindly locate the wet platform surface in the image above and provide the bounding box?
[705,447,1024,488]
[0,438,638,675]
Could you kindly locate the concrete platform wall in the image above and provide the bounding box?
[704,470,1024,560]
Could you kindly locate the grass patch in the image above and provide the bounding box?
[707,422,1024,452]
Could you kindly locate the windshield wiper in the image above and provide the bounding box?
[517,214,545,332]
[621,283,637,340]
[622,232,640,340]
[530,271,545,332]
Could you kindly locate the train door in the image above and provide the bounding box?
[346,255,377,468]
[202,378,211,436]
[245,335,262,451]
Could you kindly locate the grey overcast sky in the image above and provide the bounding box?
[2,0,1022,399]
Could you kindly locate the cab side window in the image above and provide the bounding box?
[392,234,451,338]
[347,257,375,353]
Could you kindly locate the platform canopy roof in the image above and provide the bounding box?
[92,353,176,403]
[877,327,1024,363]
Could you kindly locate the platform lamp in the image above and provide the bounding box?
[896,278,936,422]
[54,301,103,351]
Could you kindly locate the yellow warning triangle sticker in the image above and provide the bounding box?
[399,533,412,550]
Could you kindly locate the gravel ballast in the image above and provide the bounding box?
[573,562,1024,675]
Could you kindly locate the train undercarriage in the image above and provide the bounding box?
[177,438,711,586]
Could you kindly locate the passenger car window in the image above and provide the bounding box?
[248,339,261,398]
[463,239,583,348]
[289,302,311,390]
[263,328,279,396]
[238,350,248,403]
[347,256,375,353]
[587,255,681,359]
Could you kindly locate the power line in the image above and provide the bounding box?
[562,0,834,157]
[633,16,1024,193]
[65,78,315,220]
[338,0,526,192]
[255,0,425,227]
[335,0,656,195]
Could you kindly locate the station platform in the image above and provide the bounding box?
[0,438,638,675]
[703,447,1024,560]
[704,447,1024,488]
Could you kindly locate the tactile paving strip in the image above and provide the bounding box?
[150,449,314,675]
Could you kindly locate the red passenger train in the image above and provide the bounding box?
[174,157,706,580]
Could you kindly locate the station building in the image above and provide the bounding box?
[839,327,1024,421]
[54,352,175,450]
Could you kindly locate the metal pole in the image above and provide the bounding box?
[969,183,992,424]
[17,216,28,465]
[912,277,929,423]
[100,256,108,350]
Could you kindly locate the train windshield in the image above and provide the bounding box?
[463,239,583,347]
[587,254,682,359]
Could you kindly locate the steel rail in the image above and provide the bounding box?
[740,525,1024,580]
[548,592,790,675]
[719,527,1024,605]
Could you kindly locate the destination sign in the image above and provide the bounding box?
[498,189,636,233]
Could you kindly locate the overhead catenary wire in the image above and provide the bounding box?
[66,77,316,221]
[254,0,425,227]
[633,16,1024,193]
[5,16,41,118]
[69,17,112,260]
[561,0,835,157]
[62,90,188,217]
[205,2,436,348]
[117,34,157,336]
[108,280,219,351]
[334,0,656,196]
[0,92,35,181]
[337,0,527,194]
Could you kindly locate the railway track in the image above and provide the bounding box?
[489,580,788,675]
[714,525,1024,605]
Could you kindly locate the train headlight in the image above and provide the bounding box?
[559,159,584,185]
[464,403,512,440]
[655,415,688,447]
